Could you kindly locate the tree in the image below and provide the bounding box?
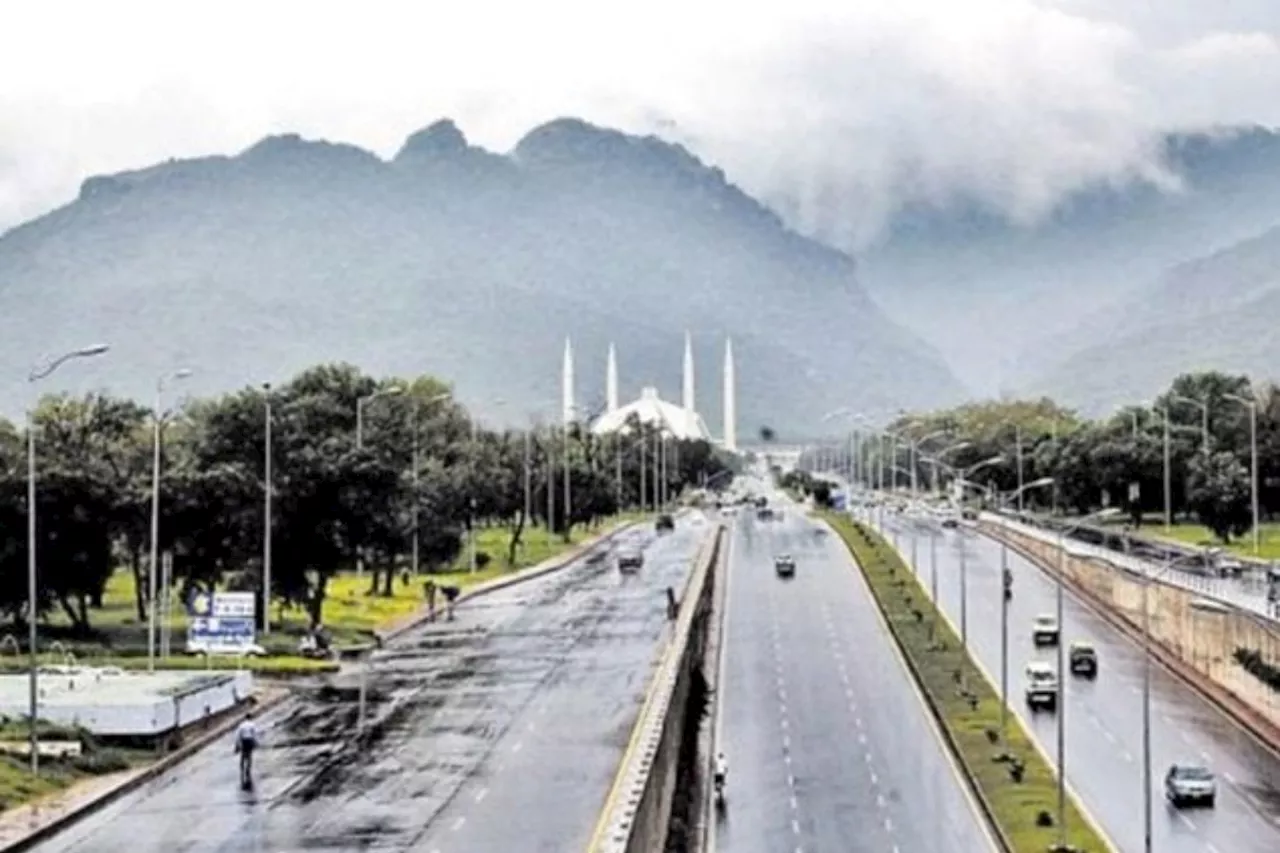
[1186,451,1252,543]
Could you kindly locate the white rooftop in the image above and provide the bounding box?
[0,667,253,736]
[590,386,712,441]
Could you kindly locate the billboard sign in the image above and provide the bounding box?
[186,591,257,655]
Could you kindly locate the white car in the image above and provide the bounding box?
[1032,614,1060,647]
[1165,763,1216,807]
[1024,661,1059,712]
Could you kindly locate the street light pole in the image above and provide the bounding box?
[148,368,192,672]
[27,343,110,772]
[1226,393,1261,555]
[1161,406,1172,530]
[263,383,273,636]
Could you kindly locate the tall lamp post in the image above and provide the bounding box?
[262,383,273,636]
[933,455,1004,649]
[1224,392,1260,555]
[27,343,110,772]
[148,367,193,672]
[992,477,1055,743]
[1051,507,1122,851]
[1170,393,1211,453]
[410,391,453,576]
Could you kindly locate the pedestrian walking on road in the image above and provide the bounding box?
[424,579,438,621]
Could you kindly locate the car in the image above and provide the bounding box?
[1032,614,1060,647]
[1024,661,1058,712]
[1068,642,1098,677]
[757,507,775,520]
[774,555,796,578]
[617,549,644,573]
[1165,763,1216,808]
[655,514,675,532]
[940,516,959,529]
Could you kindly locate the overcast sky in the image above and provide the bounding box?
[2,0,1279,246]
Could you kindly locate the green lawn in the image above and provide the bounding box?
[1144,522,1280,560]
[0,720,145,812]
[7,514,648,661]
[823,512,1113,853]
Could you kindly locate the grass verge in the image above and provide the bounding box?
[0,721,147,812]
[821,511,1113,853]
[4,514,649,660]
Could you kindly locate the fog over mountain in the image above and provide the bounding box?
[853,126,1280,398]
[0,118,964,436]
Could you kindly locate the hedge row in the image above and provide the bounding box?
[822,511,1113,853]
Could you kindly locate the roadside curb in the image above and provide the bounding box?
[984,524,1280,760]
[1,687,290,853]
[377,519,643,645]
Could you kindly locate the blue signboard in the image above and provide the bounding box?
[186,591,257,654]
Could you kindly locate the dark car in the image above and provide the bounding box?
[1068,642,1098,678]
[757,507,775,520]
[617,549,644,573]
[655,514,675,532]
[774,555,796,578]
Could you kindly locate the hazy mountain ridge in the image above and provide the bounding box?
[1025,223,1280,411]
[860,125,1280,397]
[0,118,964,435]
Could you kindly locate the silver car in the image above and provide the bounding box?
[1165,763,1216,808]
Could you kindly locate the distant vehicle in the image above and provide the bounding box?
[774,555,796,578]
[1024,661,1058,712]
[939,508,960,529]
[757,507,775,520]
[1032,614,1060,647]
[655,514,675,532]
[617,549,644,573]
[1068,642,1098,677]
[1165,764,1216,808]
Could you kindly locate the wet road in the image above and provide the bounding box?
[878,511,1280,853]
[30,517,711,853]
[715,495,998,853]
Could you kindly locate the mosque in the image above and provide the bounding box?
[559,332,737,451]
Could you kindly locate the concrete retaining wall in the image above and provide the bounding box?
[589,521,725,853]
[982,518,1280,744]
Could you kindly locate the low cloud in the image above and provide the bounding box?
[1,0,1279,245]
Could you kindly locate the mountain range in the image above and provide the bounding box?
[858,125,1280,410]
[0,118,966,438]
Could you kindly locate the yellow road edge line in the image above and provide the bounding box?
[583,524,724,852]
[873,514,1121,853]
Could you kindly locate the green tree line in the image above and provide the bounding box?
[818,371,1280,544]
[0,363,731,634]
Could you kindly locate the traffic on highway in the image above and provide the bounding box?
[877,506,1280,853]
[714,480,999,853]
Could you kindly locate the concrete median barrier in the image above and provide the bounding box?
[586,521,725,853]
[982,518,1280,750]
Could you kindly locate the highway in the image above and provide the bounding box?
[28,517,709,853]
[877,509,1280,853]
[714,494,999,853]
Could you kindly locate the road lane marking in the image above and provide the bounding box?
[512,741,522,753]
[1177,813,1196,830]
[475,787,488,803]
[791,818,801,834]
[452,817,467,830]
[790,794,799,809]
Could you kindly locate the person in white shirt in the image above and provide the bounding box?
[235,712,259,785]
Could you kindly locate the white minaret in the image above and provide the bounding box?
[682,331,695,414]
[562,337,575,425]
[723,337,737,451]
[606,343,619,413]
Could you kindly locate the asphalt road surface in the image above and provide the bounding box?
[878,510,1280,853]
[715,496,998,853]
[30,516,711,853]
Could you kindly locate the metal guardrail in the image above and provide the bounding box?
[981,512,1279,623]
[588,523,724,853]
